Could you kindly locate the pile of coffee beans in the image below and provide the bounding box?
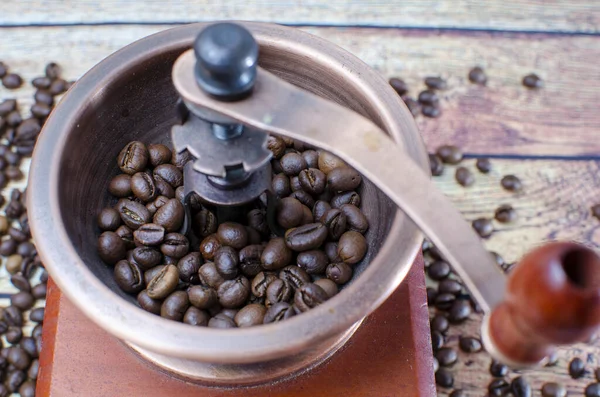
[0,60,69,397]
[96,137,369,327]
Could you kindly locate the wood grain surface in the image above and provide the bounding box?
[0,26,598,157]
[0,1,598,34]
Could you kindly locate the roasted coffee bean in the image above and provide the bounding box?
[312,201,331,223]
[160,233,189,258]
[147,264,179,299]
[20,336,38,358]
[15,119,41,141]
[32,76,52,89]
[34,89,54,106]
[208,313,237,328]
[436,347,457,367]
[6,326,23,343]
[114,260,144,293]
[0,240,17,258]
[217,276,250,308]
[3,306,22,327]
[423,106,441,119]
[238,244,263,277]
[431,330,444,351]
[279,265,311,289]
[109,174,132,197]
[448,299,472,323]
[6,369,26,392]
[191,208,217,238]
[263,302,296,323]
[340,204,368,234]
[272,173,291,198]
[541,382,567,397]
[49,78,68,95]
[10,292,34,311]
[389,77,408,96]
[117,199,151,230]
[459,336,482,353]
[10,274,30,292]
[32,324,43,339]
[318,151,346,175]
[183,307,210,326]
[217,222,248,250]
[200,234,221,261]
[301,150,319,169]
[511,376,532,397]
[6,111,22,127]
[133,223,165,246]
[569,357,585,379]
[31,102,51,119]
[501,174,523,192]
[297,250,329,274]
[234,304,267,327]
[177,252,203,284]
[294,283,328,312]
[266,279,294,305]
[2,73,22,89]
[469,66,487,85]
[277,197,304,229]
[288,190,314,209]
[97,208,121,231]
[154,177,175,198]
[0,99,16,116]
[586,384,600,397]
[424,76,447,91]
[198,261,225,289]
[455,167,474,187]
[251,272,278,298]
[436,145,463,164]
[19,380,36,397]
[324,242,341,263]
[418,90,439,105]
[115,225,135,249]
[188,285,218,309]
[171,149,192,170]
[97,231,127,265]
[137,290,162,315]
[5,253,21,274]
[327,167,361,193]
[325,261,353,284]
[45,62,61,79]
[117,141,148,175]
[337,231,367,264]
[153,164,183,188]
[435,368,454,387]
[429,154,444,176]
[321,209,347,240]
[7,347,30,370]
[476,157,492,173]
[267,135,286,159]
[131,172,157,202]
[153,198,184,232]
[472,217,493,238]
[28,359,39,380]
[438,279,462,296]
[430,314,449,333]
[298,168,326,195]
[144,265,165,285]
[489,379,511,397]
[147,143,172,167]
[490,360,508,377]
[435,293,456,311]
[285,223,328,251]
[331,191,360,209]
[214,246,239,280]
[523,73,543,89]
[161,291,189,321]
[8,227,28,243]
[280,152,307,176]
[495,204,517,223]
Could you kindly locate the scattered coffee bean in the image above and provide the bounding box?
[488,378,510,397]
[455,167,474,187]
[541,382,567,397]
[459,336,482,353]
[263,302,296,323]
[418,90,439,105]
[522,73,543,89]
[425,76,447,90]
[569,356,586,379]
[501,174,523,192]
[422,104,441,118]
[435,368,454,387]
[490,360,508,377]
[428,261,450,280]
[435,293,456,311]
[389,77,408,96]
[431,331,444,351]
[586,383,600,397]
[511,376,532,397]
[436,145,463,164]
[448,299,472,323]
[2,74,22,89]
[429,154,444,176]
[436,347,458,367]
[495,204,517,223]
[430,314,449,333]
[476,157,491,173]
[468,66,487,85]
[472,217,493,238]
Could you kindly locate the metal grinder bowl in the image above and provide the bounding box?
[28,22,428,385]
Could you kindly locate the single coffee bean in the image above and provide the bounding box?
[459,336,482,353]
[425,76,447,90]
[321,208,347,240]
[8,227,28,243]
[312,201,331,223]
[153,164,183,188]
[198,262,225,289]
[161,291,189,321]
[176,252,202,284]
[430,314,449,333]
[448,299,472,323]
[154,177,175,198]
[326,262,353,285]
[569,357,585,379]
[277,197,304,229]
[234,304,267,327]
[147,143,172,167]
[455,167,474,187]
[286,223,328,251]
[294,283,328,312]
[476,158,492,173]
[272,173,291,198]
[20,337,38,358]
[266,279,294,305]
[490,360,509,377]
[6,326,23,343]
[6,369,26,393]
[117,199,151,230]
[133,223,165,246]
[183,307,210,326]
[297,250,329,274]
[32,324,43,339]
[34,89,54,106]
[298,168,326,195]
[495,204,517,223]
[10,274,30,292]
[488,379,511,397]
[115,225,135,249]
[435,293,456,311]
[331,191,360,209]
[438,279,462,296]
[147,264,179,299]
[289,190,315,209]
[28,359,39,380]
[7,347,30,370]
[114,260,144,293]
[389,77,408,96]
[216,222,248,250]
[31,102,51,119]
[421,103,440,116]
[214,246,239,280]
[130,172,157,202]
[160,233,189,258]
[337,231,367,264]
[340,204,368,234]
[312,278,337,299]
[501,174,523,192]
[511,376,532,397]
[10,292,34,311]
[1,240,18,258]
[327,167,361,193]
[318,151,347,174]
[108,174,132,197]
[200,234,221,261]
[217,276,251,308]
[324,242,341,263]
[5,111,22,128]
[188,285,218,309]
[97,231,127,265]
[436,347,457,367]
[251,272,278,298]
[0,99,16,116]
[541,382,567,397]
[237,244,263,277]
[431,330,444,351]
[208,313,237,328]
[137,290,162,315]
[279,265,311,289]
[16,242,34,259]
[418,90,439,105]
[263,302,296,323]
[436,145,463,164]
[171,149,192,170]
[261,237,294,270]
[435,368,454,387]
[2,74,22,89]
[280,152,307,176]
[152,198,184,233]
[117,141,148,175]
[585,384,600,397]
[32,76,52,89]
[302,150,319,169]
[472,217,494,238]
[3,306,23,327]
[429,154,444,176]
[469,66,487,85]
[19,380,35,397]
[45,62,61,79]
[190,209,217,238]
[97,208,121,231]
[522,73,543,89]
[267,135,286,159]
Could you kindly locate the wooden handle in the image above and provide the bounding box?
[484,242,600,366]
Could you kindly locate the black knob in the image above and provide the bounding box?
[194,23,258,101]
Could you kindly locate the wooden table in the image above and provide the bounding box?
[0,1,599,396]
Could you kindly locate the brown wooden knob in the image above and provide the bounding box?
[483,242,600,366]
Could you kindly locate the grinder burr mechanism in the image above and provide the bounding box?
[172,23,600,368]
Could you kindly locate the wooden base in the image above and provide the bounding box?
[37,254,434,397]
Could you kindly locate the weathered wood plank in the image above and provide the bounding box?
[0,26,598,157]
[0,1,598,34]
